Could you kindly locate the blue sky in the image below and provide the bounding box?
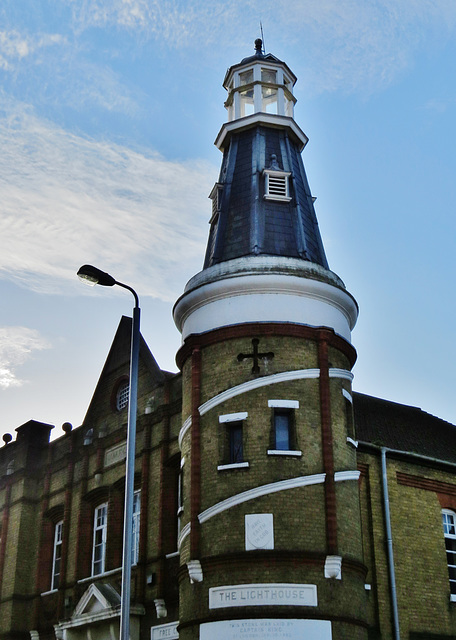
[1,0,456,440]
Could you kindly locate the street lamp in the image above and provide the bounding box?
[77,264,140,640]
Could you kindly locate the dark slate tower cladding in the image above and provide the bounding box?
[174,41,366,640]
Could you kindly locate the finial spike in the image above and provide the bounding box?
[260,22,265,54]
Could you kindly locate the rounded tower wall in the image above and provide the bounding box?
[174,40,367,640]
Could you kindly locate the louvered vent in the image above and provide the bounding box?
[209,183,223,223]
[268,174,287,198]
[264,170,292,202]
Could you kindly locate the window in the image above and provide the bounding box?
[442,510,456,599]
[131,491,140,565]
[92,504,107,576]
[263,169,292,202]
[116,381,129,411]
[228,422,244,463]
[268,400,300,455]
[218,412,248,469]
[177,458,184,539]
[274,410,292,450]
[51,521,63,590]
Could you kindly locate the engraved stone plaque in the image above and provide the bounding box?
[245,514,274,550]
[209,584,317,609]
[104,441,127,468]
[200,619,331,640]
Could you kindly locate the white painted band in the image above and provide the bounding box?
[198,473,326,524]
[177,470,360,548]
[179,368,354,449]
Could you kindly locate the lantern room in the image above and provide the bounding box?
[223,39,297,121]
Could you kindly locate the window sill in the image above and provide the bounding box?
[267,449,302,457]
[41,589,58,597]
[217,462,250,471]
[165,551,180,559]
[78,567,122,584]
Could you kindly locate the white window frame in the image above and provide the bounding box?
[116,381,129,411]
[267,400,301,456]
[442,509,456,601]
[263,169,292,202]
[131,490,141,566]
[51,520,63,590]
[92,503,107,576]
[177,458,185,540]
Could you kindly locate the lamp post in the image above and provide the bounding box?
[77,264,140,640]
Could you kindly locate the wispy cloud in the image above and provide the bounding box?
[65,0,456,94]
[0,95,214,301]
[0,326,50,389]
[0,30,65,71]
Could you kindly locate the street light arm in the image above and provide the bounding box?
[115,281,140,308]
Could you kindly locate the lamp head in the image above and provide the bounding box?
[77,264,117,287]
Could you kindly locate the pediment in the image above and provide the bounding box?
[73,583,121,618]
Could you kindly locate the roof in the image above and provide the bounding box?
[354,392,456,465]
[203,125,329,270]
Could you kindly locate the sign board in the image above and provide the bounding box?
[151,621,179,640]
[104,441,127,468]
[209,584,317,609]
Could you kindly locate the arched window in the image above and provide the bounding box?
[442,509,456,600]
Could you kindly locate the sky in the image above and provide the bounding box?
[1,0,456,442]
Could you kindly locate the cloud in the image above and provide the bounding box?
[0,326,50,389]
[64,0,456,94]
[0,96,214,301]
[0,30,65,71]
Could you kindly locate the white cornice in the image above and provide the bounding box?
[174,269,358,342]
[215,113,308,151]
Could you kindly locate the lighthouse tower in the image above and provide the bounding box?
[173,40,366,640]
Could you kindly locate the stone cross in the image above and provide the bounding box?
[237,338,274,374]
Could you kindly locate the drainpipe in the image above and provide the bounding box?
[381,447,400,640]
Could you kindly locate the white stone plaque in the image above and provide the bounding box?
[245,514,274,550]
[104,441,127,468]
[209,584,317,609]
[151,621,179,639]
[200,619,331,640]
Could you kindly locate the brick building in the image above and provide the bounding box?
[1,41,456,640]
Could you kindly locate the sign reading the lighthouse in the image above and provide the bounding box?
[200,619,331,640]
[209,584,317,609]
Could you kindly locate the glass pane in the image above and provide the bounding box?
[443,512,456,535]
[262,86,277,114]
[261,68,276,84]
[239,70,253,86]
[229,423,243,463]
[240,89,254,117]
[275,412,290,450]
